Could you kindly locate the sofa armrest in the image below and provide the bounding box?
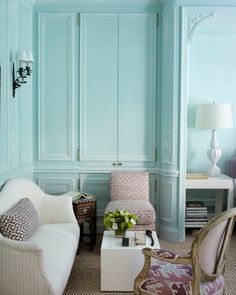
[40,194,77,224]
[0,234,54,295]
[0,233,42,252]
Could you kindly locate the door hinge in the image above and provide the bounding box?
[77,149,80,161]
[78,13,80,26]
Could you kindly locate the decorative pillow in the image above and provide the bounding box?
[0,198,41,241]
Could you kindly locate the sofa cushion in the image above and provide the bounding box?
[105,199,156,224]
[0,198,41,241]
[28,223,80,295]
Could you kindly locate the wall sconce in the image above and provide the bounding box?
[12,50,34,98]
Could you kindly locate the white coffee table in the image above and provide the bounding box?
[101,230,160,291]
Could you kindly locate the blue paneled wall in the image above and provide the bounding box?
[0,0,33,185]
[1,0,236,242]
[186,10,236,173]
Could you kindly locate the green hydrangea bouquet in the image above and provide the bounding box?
[103,209,138,236]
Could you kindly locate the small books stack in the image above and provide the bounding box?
[63,191,94,202]
[185,201,208,227]
[135,231,146,246]
[186,173,208,179]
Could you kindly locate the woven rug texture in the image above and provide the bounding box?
[63,232,236,295]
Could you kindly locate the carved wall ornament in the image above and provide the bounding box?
[161,130,173,165]
[187,12,216,43]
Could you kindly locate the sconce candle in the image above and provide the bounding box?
[26,51,34,76]
[12,50,34,97]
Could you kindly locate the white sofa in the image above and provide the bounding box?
[0,178,80,295]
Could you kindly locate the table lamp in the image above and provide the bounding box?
[195,102,233,176]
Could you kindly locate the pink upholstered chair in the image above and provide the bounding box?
[134,208,236,295]
[104,171,156,230]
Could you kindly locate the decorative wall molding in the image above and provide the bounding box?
[161,130,173,165]
[37,177,76,194]
[187,12,216,43]
[160,7,177,167]
[80,13,157,164]
[159,176,177,225]
[19,0,34,10]
[0,163,33,186]
[159,168,179,177]
[38,13,74,161]
[18,0,33,166]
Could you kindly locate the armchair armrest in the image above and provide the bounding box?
[134,248,192,295]
[143,248,192,264]
[39,194,77,224]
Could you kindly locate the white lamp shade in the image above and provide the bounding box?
[195,103,233,129]
[17,50,28,62]
[27,51,34,63]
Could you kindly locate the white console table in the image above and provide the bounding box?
[186,174,234,216]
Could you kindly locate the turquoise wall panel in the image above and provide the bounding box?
[0,0,9,173]
[118,13,156,163]
[38,13,74,160]
[35,173,78,194]
[18,0,33,165]
[187,10,236,174]
[0,0,33,186]
[80,13,118,162]
[80,12,157,167]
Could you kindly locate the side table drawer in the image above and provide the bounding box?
[72,198,96,251]
[77,205,92,217]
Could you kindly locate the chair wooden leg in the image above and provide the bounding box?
[134,253,151,295]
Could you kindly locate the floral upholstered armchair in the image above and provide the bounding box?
[104,171,156,231]
[134,208,236,295]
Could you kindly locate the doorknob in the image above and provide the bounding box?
[112,163,117,166]
[118,163,122,166]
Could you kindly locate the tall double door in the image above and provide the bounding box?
[80,12,157,167]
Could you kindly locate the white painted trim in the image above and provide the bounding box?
[160,7,177,167]
[35,0,160,4]
[37,13,75,161]
[37,177,77,192]
[187,12,216,43]
[160,178,175,223]
[18,0,33,166]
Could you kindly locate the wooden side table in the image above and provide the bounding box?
[73,197,97,251]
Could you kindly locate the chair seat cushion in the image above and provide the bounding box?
[139,260,224,295]
[105,200,155,225]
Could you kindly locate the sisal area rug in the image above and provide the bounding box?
[64,231,236,295]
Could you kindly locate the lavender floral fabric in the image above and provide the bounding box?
[139,260,224,295]
[151,249,178,260]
